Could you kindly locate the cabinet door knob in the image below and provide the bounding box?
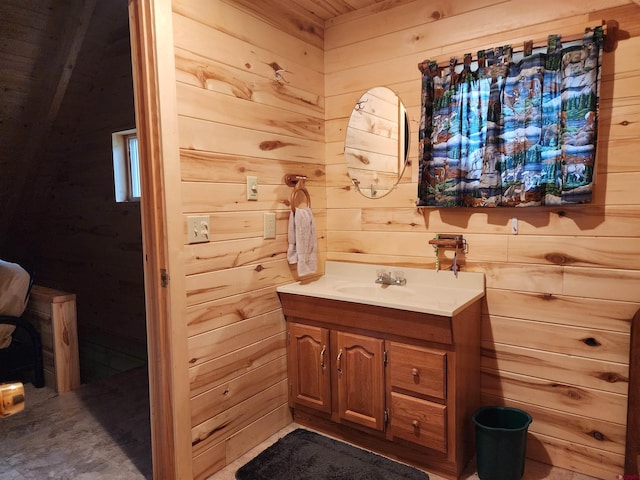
[412,420,419,429]
[411,368,419,377]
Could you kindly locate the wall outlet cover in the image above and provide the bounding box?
[187,215,210,243]
[264,212,276,239]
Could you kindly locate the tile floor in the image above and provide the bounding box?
[0,368,152,479]
[0,369,601,480]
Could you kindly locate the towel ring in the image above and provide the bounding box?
[291,182,311,213]
[285,174,311,213]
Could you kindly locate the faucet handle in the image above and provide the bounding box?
[393,271,406,285]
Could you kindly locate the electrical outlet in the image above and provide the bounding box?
[247,176,258,201]
[187,215,210,244]
[264,212,276,239]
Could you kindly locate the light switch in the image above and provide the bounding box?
[187,215,210,244]
[247,176,258,201]
[264,212,276,239]
[511,217,518,235]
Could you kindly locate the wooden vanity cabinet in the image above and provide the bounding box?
[281,292,481,480]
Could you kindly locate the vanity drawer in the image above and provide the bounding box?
[390,391,447,453]
[388,342,446,400]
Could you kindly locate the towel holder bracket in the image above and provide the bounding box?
[284,174,307,187]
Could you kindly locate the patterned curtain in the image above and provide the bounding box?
[417,27,604,207]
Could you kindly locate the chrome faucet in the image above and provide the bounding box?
[375,269,407,286]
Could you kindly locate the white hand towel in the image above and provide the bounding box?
[290,207,317,276]
[287,212,297,264]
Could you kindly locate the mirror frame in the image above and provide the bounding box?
[344,86,409,198]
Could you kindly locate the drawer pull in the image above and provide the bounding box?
[412,420,420,429]
[411,368,419,377]
[320,345,326,369]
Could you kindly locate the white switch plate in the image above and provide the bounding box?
[263,212,276,239]
[187,215,210,243]
[247,176,258,201]
[511,217,518,235]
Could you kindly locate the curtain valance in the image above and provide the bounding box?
[417,27,604,207]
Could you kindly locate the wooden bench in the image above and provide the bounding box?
[24,285,80,393]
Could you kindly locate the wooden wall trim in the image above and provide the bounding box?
[128,0,192,478]
[626,308,640,475]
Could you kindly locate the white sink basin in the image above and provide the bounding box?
[332,283,416,299]
[277,261,485,316]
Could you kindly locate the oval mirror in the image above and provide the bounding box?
[344,86,409,198]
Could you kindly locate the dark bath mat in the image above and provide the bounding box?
[235,428,430,480]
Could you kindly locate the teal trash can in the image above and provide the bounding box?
[472,406,532,480]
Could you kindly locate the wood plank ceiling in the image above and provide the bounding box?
[0,0,411,249]
[0,0,96,249]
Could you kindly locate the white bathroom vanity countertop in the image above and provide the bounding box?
[276,261,485,317]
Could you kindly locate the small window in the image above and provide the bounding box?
[112,128,141,202]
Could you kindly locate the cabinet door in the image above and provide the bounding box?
[336,331,385,431]
[288,322,331,413]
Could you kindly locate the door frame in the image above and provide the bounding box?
[128,0,192,478]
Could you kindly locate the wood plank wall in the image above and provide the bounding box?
[324,1,640,478]
[169,0,640,478]
[170,0,327,477]
[2,0,147,383]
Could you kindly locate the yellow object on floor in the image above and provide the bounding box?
[0,382,25,417]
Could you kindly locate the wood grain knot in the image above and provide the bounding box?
[621,120,629,126]
[254,265,264,272]
[268,61,285,72]
[431,11,442,20]
[589,430,605,441]
[545,253,576,265]
[566,388,582,400]
[597,372,627,383]
[259,140,288,151]
[582,337,601,347]
[354,154,370,165]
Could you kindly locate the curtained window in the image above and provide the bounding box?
[417,27,604,207]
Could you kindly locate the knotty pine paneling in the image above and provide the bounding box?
[191,380,288,457]
[325,2,640,477]
[189,333,286,397]
[187,311,285,368]
[192,404,291,480]
[172,0,325,474]
[482,393,626,455]
[191,355,288,426]
[482,343,629,394]
[483,315,630,363]
[167,0,640,477]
